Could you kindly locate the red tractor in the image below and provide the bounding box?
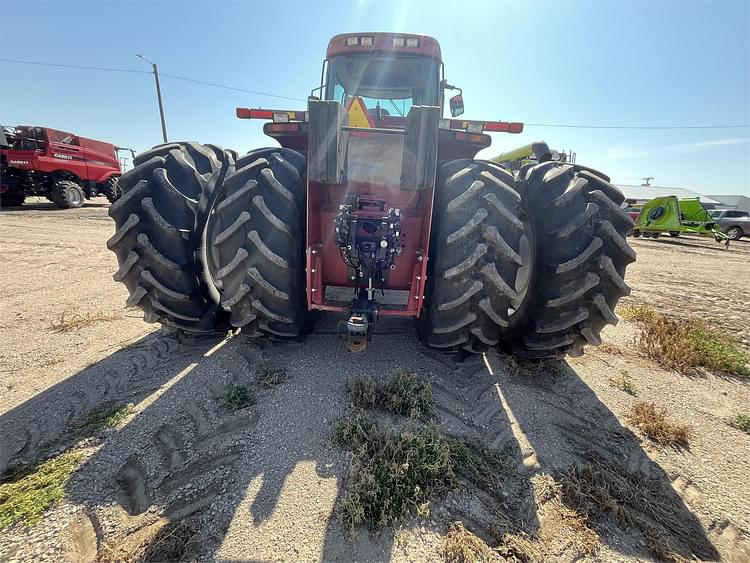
[108,33,635,358]
[0,125,130,208]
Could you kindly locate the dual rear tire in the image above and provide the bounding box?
[108,143,308,337]
[417,160,635,358]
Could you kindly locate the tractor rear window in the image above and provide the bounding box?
[326,54,439,117]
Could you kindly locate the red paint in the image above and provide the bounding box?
[306,178,433,317]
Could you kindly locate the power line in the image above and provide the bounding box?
[159,73,306,103]
[525,122,750,130]
[3,58,750,127]
[0,58,306,103]
[0,58,150,74]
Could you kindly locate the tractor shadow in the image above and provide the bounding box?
[0,321,720,561]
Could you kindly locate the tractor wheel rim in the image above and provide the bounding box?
[70,188,82,205]
[509,218,533,316]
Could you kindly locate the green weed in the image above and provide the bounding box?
[729,414,750,434]
[0,451,84,529]
[608,371,637,395]
[332,415,511,537]
[221,384,254,410]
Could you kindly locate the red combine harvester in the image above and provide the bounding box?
[0,125,130,207]
[108,32,635,358]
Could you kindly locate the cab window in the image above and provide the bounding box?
[47,129,79,145]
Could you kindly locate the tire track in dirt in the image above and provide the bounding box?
[50,337,270,561]
[0,332,210,473]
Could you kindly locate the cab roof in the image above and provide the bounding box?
[327,33,442,61]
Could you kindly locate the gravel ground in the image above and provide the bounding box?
[0,200,749,562]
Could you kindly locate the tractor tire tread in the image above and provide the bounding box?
[107,141,233,332]
[418,159,524,353]
[207,147,308,339]
[507,162,635,358]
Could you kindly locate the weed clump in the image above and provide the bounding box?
[381,369,433,419]
[346,376,378,409]
[618,304,659,323]
[608,371,637,395]
[729,413,750,434]
[443,521,500,563]
[221,384,254,410]
[0,451,84,529]
[255,365,289,388]
[332,415,511,537]
[628,402,692,446]
[560,453,718,562]
[345,370,432,419]
[333,416,455,536]
[625,306,749,378]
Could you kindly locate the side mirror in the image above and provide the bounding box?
[449,94,464,117]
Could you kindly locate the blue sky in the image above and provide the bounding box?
[1,0,748,195]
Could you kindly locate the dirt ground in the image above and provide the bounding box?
[1,198,749,562]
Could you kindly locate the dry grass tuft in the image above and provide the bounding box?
[99,518,199,562]
[140,520,198,562]
[628,402,692,446]
[50,310,123,333]
[560,453,717,562]
[626,307,749,378]
[345,370,433,419]
[255,365,289,387]
[497,474,599,562]
[597,342,624,355]
[729,413,750,434]
[346,376,379,409]
[443,521,501,563]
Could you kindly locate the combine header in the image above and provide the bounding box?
[108,32,635,358]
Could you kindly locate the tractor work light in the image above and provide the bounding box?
[272,112,289,123]
[467,122,484,133]
[346,36,359,46]
[438,119,450,130]
[406,37,420,47]
[392,36,405,47]
[360,36,373,46]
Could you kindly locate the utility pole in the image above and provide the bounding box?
[137,53,168,143]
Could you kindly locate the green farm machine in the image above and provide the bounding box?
[631,196,730,246]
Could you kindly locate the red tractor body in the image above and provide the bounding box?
[237,33,523,327]
[0,125,127,207]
